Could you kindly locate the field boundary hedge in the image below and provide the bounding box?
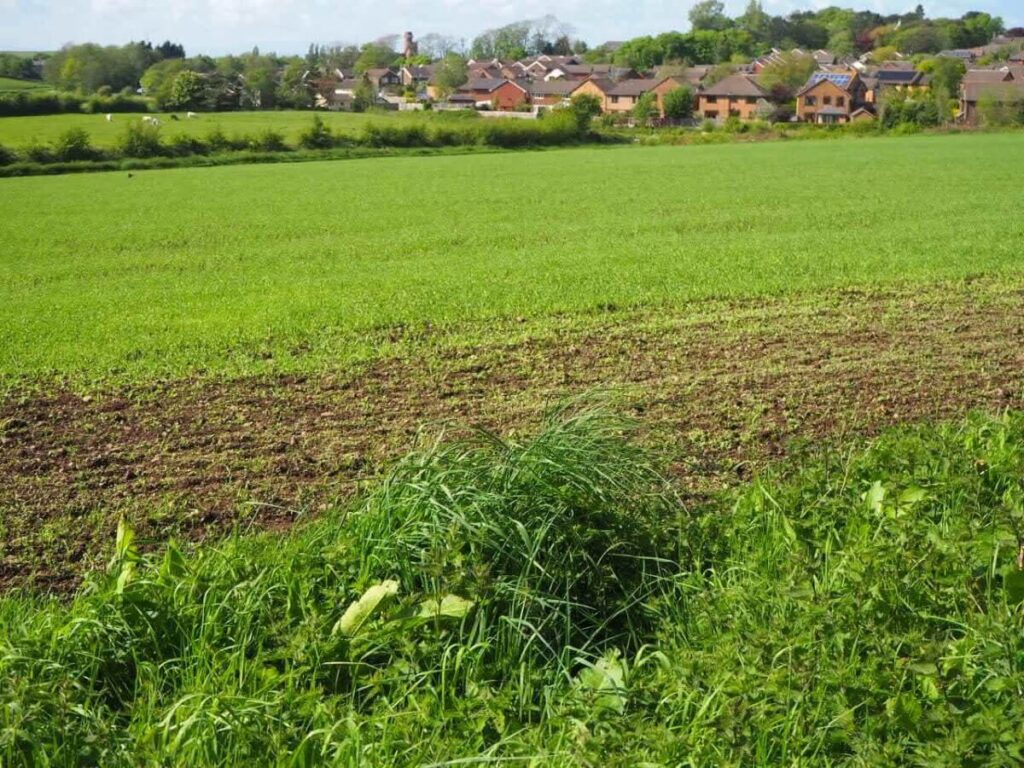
[0,115,1019,178]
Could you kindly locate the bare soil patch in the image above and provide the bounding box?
[3,279,1023,591]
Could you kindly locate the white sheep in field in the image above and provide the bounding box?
[186,111,197,119]
[141,116,161,126]
[105,113,113,122]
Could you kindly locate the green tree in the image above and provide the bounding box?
[353,78,377,112]
[432,54,468,100]
[737,0,770,42]
[689,0,731,32]
[566,92,603,132]
[355,42,397,73]
[168,70,206,110]
[918,56,965,96]
[632,92,658,123]
[662,85,694,119]
[759,52,817,101]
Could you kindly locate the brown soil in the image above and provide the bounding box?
[3,280,1023,592]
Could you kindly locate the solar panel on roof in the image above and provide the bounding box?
[810,72,852,86]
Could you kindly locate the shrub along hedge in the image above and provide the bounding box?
[0,91,150,117]
[0,110,597,175]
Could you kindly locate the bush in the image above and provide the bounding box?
[204,126,231,153]
[250,129,289,153]
[701,118,717,132]
[0,144,17,166]
[427,122,481,146]
[361,121,430,148]
[116,120,164,158]
[23,143,54,163]
[52,127,100,162]
[166,134,210,157]
[722,115,748,133]
[298,114,334,150]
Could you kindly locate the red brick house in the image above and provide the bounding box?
[456,78,530,110]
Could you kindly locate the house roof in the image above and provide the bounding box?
[962,69,1013,84]
[527,80,577,96]
[364,68,397,80]
[607,78,655,97]
[875,69,924,85]
[403,65,435,79]
[460,78,527,94]
[962,80,1024,102]
[701,74,768,98]
[796,71,858,96]
[571,77,614,95]
[653,65,711,85]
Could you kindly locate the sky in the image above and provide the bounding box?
[1,0,1021,56]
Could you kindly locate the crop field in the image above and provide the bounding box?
[0,109,458,147]
[3,130,1024,764]
[2,132,1023,381]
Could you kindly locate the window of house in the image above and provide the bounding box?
[610,95,619,103]
[706,95,717,103]
[805,96,817,106]
[837,96,845,107]
[823,95,832,105]
[705,110,718,119]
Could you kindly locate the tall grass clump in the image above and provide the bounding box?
[0,405,676,766]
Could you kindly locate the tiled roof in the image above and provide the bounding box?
[701,74,768,98]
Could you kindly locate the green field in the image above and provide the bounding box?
[4,126,1024,765]
[0,109,450,148]
[2,132,1022,382]
[0,76,46,92]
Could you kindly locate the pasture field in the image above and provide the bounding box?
[0,108,453,147]
[4,131,1024,764]
[0,76,47,92]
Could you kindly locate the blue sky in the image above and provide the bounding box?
[1,0,1020,55]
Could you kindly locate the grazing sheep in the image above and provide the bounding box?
[186,111,197,119]
[105,113,113,122]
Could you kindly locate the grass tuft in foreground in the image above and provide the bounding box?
[0,405,676,766]
[3,407,1024,765]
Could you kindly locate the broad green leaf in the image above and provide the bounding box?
[418,594,474,620]
[864,481,886,514]
[334,580,400,637]
[1005,569,1024,604]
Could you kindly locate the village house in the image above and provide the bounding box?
[363,68,402,90]
[863,68,930,105]
[960,76,1024,124]
[651,76,695,117]
[795,72,868,123]
[652,65,711,89]
[604,79,658,114]
[526,80,576,107]
[400,65,436,88]
[455,78,530,110]
[569,77,614,110]
[697,74,771,121]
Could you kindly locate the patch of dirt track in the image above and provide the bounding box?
[3,279,1024,591]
